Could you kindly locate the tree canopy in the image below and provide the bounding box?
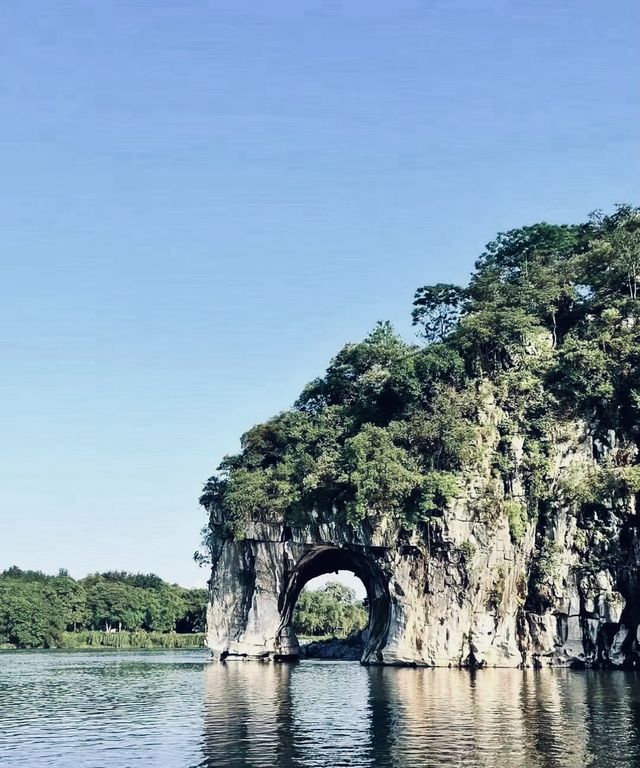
[293,582,368,638]
[0,567,206,649]
[198,205,640,548]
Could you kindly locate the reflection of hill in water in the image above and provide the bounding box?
[200,663,640,768]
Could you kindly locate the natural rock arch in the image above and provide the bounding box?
[205,501,636,667]
[275,545,391,663]
[205,519,397,664]
[205,512,538,666]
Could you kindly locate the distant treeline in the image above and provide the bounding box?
[0,567,207,649]
[293,582,368,638]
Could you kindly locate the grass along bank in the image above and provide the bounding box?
[60,630,205,649]
[1,631,205,651]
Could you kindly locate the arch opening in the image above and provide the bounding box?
[276,546,391,664]
[293,571,368,647]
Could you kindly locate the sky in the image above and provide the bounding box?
[1,0,638,589]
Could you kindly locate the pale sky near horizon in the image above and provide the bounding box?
[1,1,639,589]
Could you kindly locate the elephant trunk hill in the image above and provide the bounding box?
[200,205,640,667]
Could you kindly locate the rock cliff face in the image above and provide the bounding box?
[206,400,640,668]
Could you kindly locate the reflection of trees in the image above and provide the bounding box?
[521,670,640,767]
[367,666,511,767]
[287,661,373,765]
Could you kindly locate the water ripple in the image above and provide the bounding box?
[1,651,640,767]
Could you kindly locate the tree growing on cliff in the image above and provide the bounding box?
[198,204,640,543]
[412,283,465,342]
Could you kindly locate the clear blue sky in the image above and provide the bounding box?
[1,0,638,587]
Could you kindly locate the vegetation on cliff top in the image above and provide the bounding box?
[0,567,206,650]
[199,205,640,544]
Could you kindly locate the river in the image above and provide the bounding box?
[1,650,640,767]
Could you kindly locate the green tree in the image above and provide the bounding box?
[459,223,582,362]
[176,588,208,633]
[342,424,423,524]
[143,587,186,632]
[412,283,465,342]
[293,582,368,638]
[48,575,88,631]
[85,579,145,632]
[0,567,208,648]
[198,203,640,549]
[296,322,413,415]
[579,208,640,303]
[0,581,63,648]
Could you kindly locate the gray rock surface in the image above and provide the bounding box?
[206,414,640,667]
[299,635,364,661]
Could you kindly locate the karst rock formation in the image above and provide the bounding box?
[204,209,640,667]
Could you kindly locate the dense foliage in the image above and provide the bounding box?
[0,567,206,649]
[293,582,368,638]
[199,205,640,544]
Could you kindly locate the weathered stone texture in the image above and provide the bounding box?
[207,422,640,667]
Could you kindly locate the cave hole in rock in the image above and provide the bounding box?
[277,546,390,662]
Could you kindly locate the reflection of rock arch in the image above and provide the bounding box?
[275,545,391,663]
[200,662,296,767]
[199,663,639,767]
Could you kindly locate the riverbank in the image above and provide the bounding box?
[0,630,205,651]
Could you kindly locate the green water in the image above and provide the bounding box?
[1,650,640,767]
